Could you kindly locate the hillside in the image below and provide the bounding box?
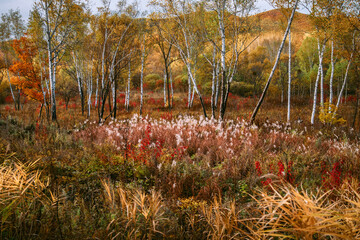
[249,9,313,52]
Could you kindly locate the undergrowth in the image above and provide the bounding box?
[0,113,360,239]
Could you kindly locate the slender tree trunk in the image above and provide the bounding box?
[250,0,299,124]
[219,7,227,120]
[311,65,321,125]
[39,58,48,120]
[15,72,22,110]
[95,76,99,108]
[78,79,84,115]
[166,64,171,110]
[99,86,109,123]
[49,58,57,121]
[44,65,50,96]
[215,62,220,109]
[287,28,291,123]
[329,40,335,112]
[73,54,85,115]
[47,36,57,122]
[112,80,117,118]
[17,89,21,110]
[87,68,93,118]
[108,88,112,115]
[163,68,167,107]
[38,103,44,119]
[170,67,174,108]
[211,50,216,119]
[190,87,196,108]
[140,39,145,116]
[87,85,92,118]
[320,61,324,108]
[185,63,207,118]
[40,82,48,120]
[126,60,131,111]
[310,41,326,125]
[187,72,191,108]
[6,69,17,110]
[333,57,353,118]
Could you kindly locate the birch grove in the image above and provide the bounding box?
[1,0,359,129]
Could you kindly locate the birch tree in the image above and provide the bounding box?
[0,10,25,110]
[205,0,257,119]
[33,0,86,122]
[269,0,297,123]
[332,29,358,119]
[28,9,51,119]
[250,0,299,124]
[149,13,175,111]
[138,16,150,116]
[94,0,137,122]
[305,0,343,124]
[151,0,208,116]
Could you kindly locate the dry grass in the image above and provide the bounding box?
[0,105,360,238]
[102,180,167,239]
[0,158,54,238]
[243,182,360,239]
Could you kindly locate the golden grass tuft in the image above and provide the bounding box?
[244,183,360,239]
[102,179,167,239]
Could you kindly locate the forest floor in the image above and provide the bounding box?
[1,94,360,239]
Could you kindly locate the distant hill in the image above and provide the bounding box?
[254,9,312,33]
[249,9,313,53]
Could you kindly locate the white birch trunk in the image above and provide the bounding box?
[87,67,93,118]
[187,72,191,108]
[48,51,56,121]
[140,38,145,115]
[211,48,217,119]
[287,28,291,123]
[43,65,50,96]
[45,2,56,121]
[185,62,207,117]
[95,77,99,108]
[73,53,84,115]
[320,61,324,107]
[310,41,325,124]
[6,69,16,109]
[329,40,335,111]
[215,61,220,108]
[126,60,131,111]
[218,4,227,118]
[333,57,352,118]
[310,64,321,125]
[112,80,116,116]
[190,87,195,107]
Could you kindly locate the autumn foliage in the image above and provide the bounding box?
[9,36,44,102]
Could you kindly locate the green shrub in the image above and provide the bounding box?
[144,73,161,91]
[230,81,254,97]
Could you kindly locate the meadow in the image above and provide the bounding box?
[1,0,360,237]
[1,94,360,239]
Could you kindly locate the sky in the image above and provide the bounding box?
[0,0,276,22]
